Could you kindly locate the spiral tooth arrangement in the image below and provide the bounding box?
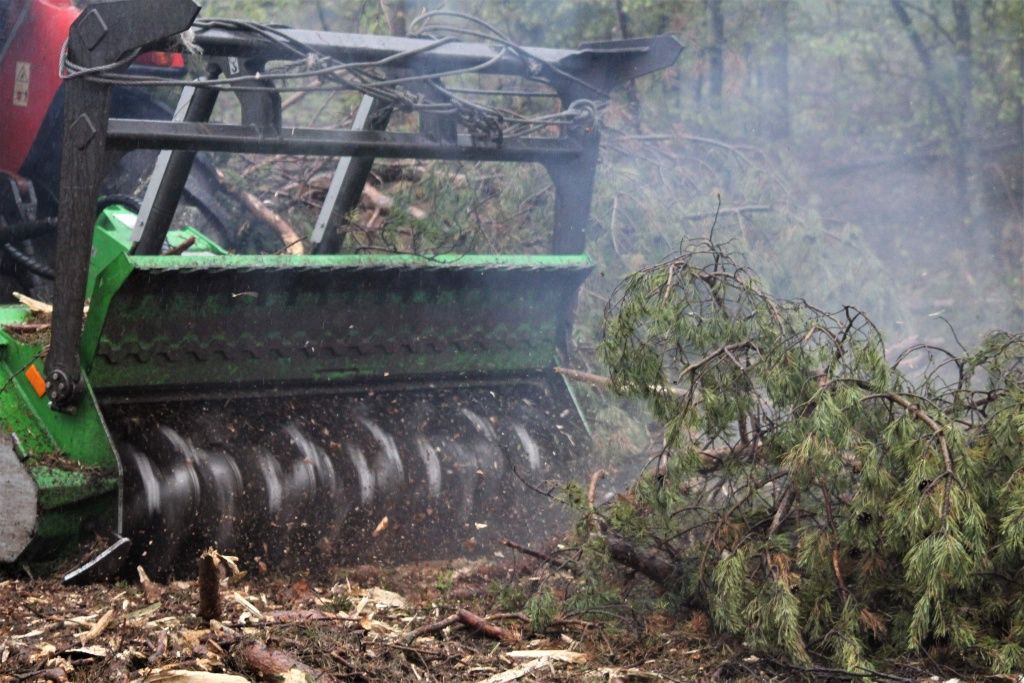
[109,382,583,577]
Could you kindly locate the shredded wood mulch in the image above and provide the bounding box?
[0,555,727,683]
[0,551,968,682]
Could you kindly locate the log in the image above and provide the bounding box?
[233,641,317,679]
[457,608,516,642]
[604,532,676,586]
[0,435,36,563]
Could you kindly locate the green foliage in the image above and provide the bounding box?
[595,238,1024,674]
[524,586,558,632]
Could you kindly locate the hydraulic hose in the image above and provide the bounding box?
[3,243,55,280]
[0,219,56,245]
[97,194,142,214]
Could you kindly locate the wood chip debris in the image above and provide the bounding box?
[76,608,114,644]
[136,671,249,682]
[475,656,552,683]
[507,649,588,664]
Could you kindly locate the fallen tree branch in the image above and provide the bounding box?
[682,205,772,221]
[404,609,516,643]
[500,539,561,567]
[403,613,460,643]
[554,366,689,399]
[604,531,677,587]
[263,609,359,624]
[165,236,196,256]
[362,183,427,220]
[238,190,305,255]
[233,640,320,679]
[76,608,114,644]
[216,170,305,254]
[457,608,516,642]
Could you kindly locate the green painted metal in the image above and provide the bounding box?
[0,323,119,556]
[1,206,593,565]
[126,252,591,271]
[0,329,117,470]
[82,251,593,395]
[89,206,228,297]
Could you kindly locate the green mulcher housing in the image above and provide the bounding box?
[0,0,680,581]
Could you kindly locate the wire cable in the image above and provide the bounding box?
[58,13,608,141]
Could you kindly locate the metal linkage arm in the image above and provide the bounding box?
[46,0,200,411]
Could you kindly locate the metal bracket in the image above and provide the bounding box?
[0,173,38,224]
[310,95,393,253]
[211,56,283,136]
[46,0,206,411]
[133,73,222,255]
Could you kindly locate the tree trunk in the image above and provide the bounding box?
[889,0,969,224]
[707,0,724,109]
[762,0,790,140]
[615,0,642,127]
[952,0,975,222]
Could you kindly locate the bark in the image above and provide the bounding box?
[615,0,642,126]
[234,641,318,678]
[706,0,725,108]
[890,0,969,221]
[762,0,790,140]
[197,550,223,621]
[456,608,516,642]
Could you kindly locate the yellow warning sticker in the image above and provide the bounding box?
[13,61,30,108]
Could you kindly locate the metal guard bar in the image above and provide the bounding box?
[106,120,582,161]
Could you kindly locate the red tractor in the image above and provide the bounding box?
[0,0,228,298]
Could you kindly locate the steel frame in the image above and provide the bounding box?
[44,0,682,411]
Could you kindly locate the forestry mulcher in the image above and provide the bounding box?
[0,0,680,581]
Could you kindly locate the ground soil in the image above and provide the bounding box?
[0,552,734,683]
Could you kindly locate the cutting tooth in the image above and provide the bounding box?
[346,445,375,507]
[249,449,285,519]
[357,417,404,496]
[512,423,542,472]
[137,427,201,576]
[413,436,442,499]
[192,448,243,551]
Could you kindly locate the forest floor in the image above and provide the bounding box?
[0,547,977,682]
[0,550,734,683]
